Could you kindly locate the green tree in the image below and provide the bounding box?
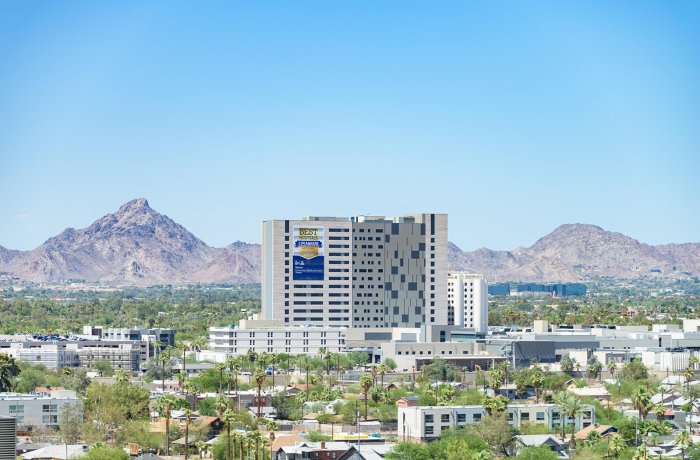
[58,403,83,445]
[465,415,516,457]
[608,433,626,458]
[675,430,692,459]
[360,373,373,421]
[384,358,398,370]
[560,354,574,375]
[564,395,585,449]
[82,445,130,460]
[0,353,20,392]
[385,442,431,460]
[516,446,559,460]
[253,368,267,419]
[620,359,649,382]
[93,360,113,377]
[631,386,653,420]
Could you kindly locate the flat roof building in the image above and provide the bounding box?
[262,214,448,328]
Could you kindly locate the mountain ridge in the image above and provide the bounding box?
[1,201,698,285]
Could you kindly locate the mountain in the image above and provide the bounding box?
[1,202,698,286]
[449,224,700,282]
[0,199,260,286]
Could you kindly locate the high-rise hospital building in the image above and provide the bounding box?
[262,214,448,328]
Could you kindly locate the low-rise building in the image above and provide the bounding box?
[208,321,345,357]
[398,403,595,441]
[0,392,81,429]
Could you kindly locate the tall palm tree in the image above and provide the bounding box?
[675,429,692,459]
[247,349,258,382]
[158,351,170,392]
[565,395,585,449]
[686,367,695,394]
[154,394,178,456]
[216,363,227,395]
[632,386,652,420]
[269,352,277,387]
[608,361,617,380]
[378,363,389,390]
[530,371,544,404]
[221,409,237,460]
[183,408,193,460]
[553,392,571,441]
[359,373,373,421]
[177,341,189,392]
[254,368,267,419]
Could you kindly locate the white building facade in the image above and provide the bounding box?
[0,391,81,429]
[447,272,488,334]
[399,403,595,441]
[262,214,448,329]
[209,325,346,356]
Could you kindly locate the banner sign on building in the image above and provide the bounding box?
[293,226,324,280]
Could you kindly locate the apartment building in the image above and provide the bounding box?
[0,392,81,429]
[262,214,448,328]
[398,403,595,441]
[209,321,345,356]
[447,273,488,334]
[0,336,143,371]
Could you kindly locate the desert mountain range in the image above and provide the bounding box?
[0,199,697,286]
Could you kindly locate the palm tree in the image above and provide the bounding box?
[154,394,178,456]
[553,392,571,441]
[216,363,227,395]
[183,408,193,460]
[483,395,507,415]
[691,355,699,372]
[632,386,652,420]
[195,441,209,459]
[269,353,277,387]
[177,341,189,392]
[254,368,267,419]
[115,369,128,384]
[184,378,200,411]
[565,395,585,449]
[608,361,617,380]
[158,351,170,392]
[378,363,389,390]
[359,373,373,421]
[608,433,626,458]
[675,429,692,459]
[247,349,258,382]
[530,371,544,404]
[685,366,695,394]
[221,409,237,460]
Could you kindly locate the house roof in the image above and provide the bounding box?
[513,435,565,447]
[271,434,307,452]
[574,424,616,440]
[22,445,89,459]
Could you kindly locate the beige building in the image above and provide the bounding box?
[262,214,448,328]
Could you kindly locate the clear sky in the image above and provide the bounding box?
[1,1,698,251]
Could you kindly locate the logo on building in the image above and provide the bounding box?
[293,226,324,280]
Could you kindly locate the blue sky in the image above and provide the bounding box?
[1,1,698,251]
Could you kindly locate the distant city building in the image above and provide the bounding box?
[0,391,81,429]
[487,283,511,296]
[515,283,587,297]
[262,214,448,328]
[86,326,175,356]
[399,403,595,441]
[447,273,488,334]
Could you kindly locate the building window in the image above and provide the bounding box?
[457,413,466,423]
[424,414,434,423]
[425,426,434,435]
[473,413,481,422]
[536,412,545,421]
[441,414,449,423]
